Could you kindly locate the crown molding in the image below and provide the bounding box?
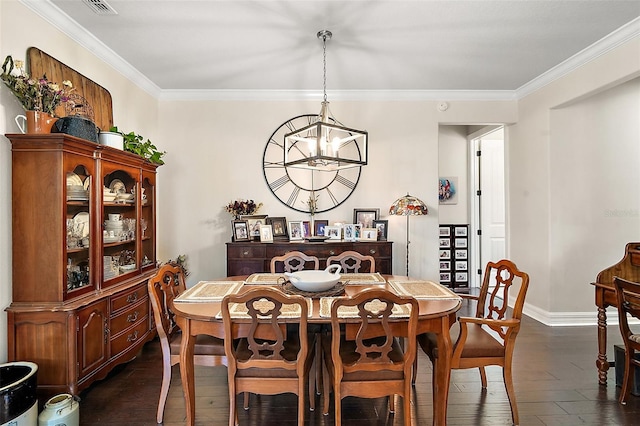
[20,0,162,98]
[157,89,518,102]
[21,0,640,103]
[516,16,640,99]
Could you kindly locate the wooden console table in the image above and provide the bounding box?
[226,240,393,276]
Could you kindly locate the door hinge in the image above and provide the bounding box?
[477,229,482,236]
[477,190,481,196]
[477,269,482,275]
[476,150,481,157]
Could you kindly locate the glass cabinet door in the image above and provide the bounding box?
[65,164,94,299]
[141,172,156,271]
[101,164,140,287]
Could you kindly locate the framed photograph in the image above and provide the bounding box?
[302,221,311,238]
[439,272,451,283]
[288,220,305,240]
[343,223,360,242]
[439,249,451,259]
[455,272,468,282]
[454,226,468,237]
[353,208,379,228]
[266,217,288,239]
[439,261,451,270]
[439,226,451,237]
[455,261,468,271]
[314,220,328,236]
[325,225,342,240]
[241,214,268,238]
[373,219,388,241]
[232,220,250,242]
[455,249,467,259]
[360,227,378,241]
[454,238,468,248]
[439,238,451,248]
[259,224,273,243]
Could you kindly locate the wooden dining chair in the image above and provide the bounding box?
[614,276,640,405]
[270,251,319,273]
[322,288,418,426]
[148,263,227,424]
[326,250,376,273]
[416,259,529,426]
[221,287,316,426]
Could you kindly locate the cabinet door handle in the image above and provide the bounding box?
[369,249,376,255]
[126,293,138,304]
[127,330,139,342]
[104,321,110,344]
[329,250,336,255]
[242,250,249,256]
[127,311,139,323]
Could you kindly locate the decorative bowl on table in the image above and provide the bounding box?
[285,264,341,292]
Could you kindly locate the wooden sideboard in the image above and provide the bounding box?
[226,240,393,276]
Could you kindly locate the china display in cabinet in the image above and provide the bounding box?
[5,133,159,398]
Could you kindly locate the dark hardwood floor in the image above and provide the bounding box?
[76,300,640,425]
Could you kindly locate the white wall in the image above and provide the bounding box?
[438,125,470,225]
[508,36,640,324]
[550,78,640,313]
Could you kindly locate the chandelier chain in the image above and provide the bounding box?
[322,34,327,103]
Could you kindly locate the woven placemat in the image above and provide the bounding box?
[280,281,346,298]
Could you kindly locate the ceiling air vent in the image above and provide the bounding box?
[82,0,118,15]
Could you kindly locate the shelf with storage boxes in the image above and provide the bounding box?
[438,224,470,293]
[5,133,159,398]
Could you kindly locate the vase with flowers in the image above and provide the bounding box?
[1,55,73,134]
[225,199,263,220]
[304,191,319,236]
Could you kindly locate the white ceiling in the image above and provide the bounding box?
[27,0,640,98]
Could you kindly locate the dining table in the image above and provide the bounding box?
[171,273,462,426]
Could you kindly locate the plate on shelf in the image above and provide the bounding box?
[66,172,83,187]
[119,264,137,272]
[73,212,90,238]
[109,179,126,194]
[83,177,90,190]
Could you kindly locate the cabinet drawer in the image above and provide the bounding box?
[111,283,147,313]
[227,244,266,259]
[110,299,149,335]
[355,243,392,257]
[110,319,149,356]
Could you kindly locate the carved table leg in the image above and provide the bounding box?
[596,306,609,385]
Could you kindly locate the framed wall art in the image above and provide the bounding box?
[439,177,458,205]
[439,224,470,291]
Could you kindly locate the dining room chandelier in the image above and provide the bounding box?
[284,30,368,171]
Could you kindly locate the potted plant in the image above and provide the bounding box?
[105,126,166,165]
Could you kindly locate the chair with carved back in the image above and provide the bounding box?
[614,276,640,405]
[321,288,418,425]
[326,250,376,273]
[416,259,530,426]
[270,251,319,273]
[221,287,316,426]
[147,263,227,424]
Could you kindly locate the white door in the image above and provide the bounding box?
[476,128,506,280]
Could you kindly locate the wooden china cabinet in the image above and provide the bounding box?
[5,133,159,398]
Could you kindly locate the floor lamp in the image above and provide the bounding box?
[389,193,428,277]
